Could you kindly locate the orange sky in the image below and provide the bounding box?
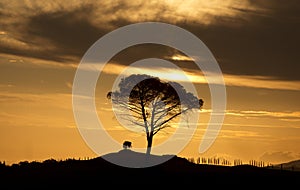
[0,0,300,166]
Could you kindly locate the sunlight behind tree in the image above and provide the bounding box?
[107,74,203,155]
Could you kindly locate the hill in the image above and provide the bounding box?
[271,159,300,171]
[1,150,300,187]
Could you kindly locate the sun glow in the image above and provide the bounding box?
[169,54,195,61]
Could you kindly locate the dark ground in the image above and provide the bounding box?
[1,151,299,188]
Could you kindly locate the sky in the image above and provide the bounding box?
[1,0,300,166]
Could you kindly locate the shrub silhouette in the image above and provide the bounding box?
[123,141,132,149]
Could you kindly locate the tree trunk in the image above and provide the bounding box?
[146,133,153,155]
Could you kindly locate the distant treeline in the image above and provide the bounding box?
[0,157,91,167]
[186,157,272,167]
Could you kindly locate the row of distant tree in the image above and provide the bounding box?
[187,157,272,167]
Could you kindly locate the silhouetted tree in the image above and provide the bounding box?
[107,74,203,155]
[123,141,132,149]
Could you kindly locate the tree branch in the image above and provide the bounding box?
[153,124,170,135]
[155,108,190,129]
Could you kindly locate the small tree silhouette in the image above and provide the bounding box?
[107,74,204,155]
[123,141,132,149]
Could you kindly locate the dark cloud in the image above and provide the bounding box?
[177,1,300,81]
[0,5,108,63]
[109,3,300,81]
[28,8,104,56]
[0,0,299,81]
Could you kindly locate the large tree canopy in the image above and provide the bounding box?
[107,74,203,154]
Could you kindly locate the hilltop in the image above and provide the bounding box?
[1,150,299,187]
[272,159,300,171]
